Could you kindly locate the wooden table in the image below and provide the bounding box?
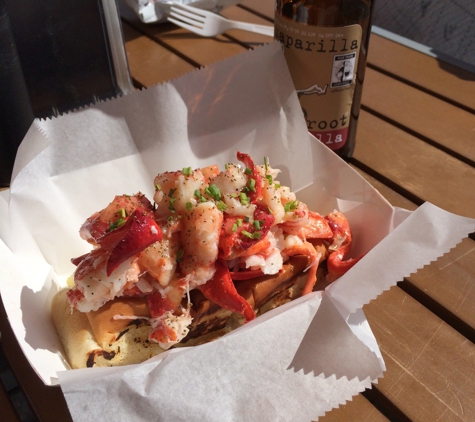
[1,1,475,420]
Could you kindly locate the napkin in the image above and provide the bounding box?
[1,42,474,421]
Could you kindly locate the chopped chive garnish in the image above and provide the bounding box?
[241,230,261,240]
[168,188,176,198]
[155,184,161,191]
[239,192,250,205]
[274,183,281,188]
[284,200,299,212]
[236,218,243,227]
[265,174,273,184]
[117,208,127,219]
[244,167,252,175]
[216,201,227,211]
[232,223,238,232]
[253,220,261,230]
[182,167,192,176]
[176,249,184,263]
[264,156,269,171]
[194,189,206,202]
[248,178,256,192]
[186,202,192,211]
[109,218,126,231]
[205,184,221,201]
[169,197,177,212]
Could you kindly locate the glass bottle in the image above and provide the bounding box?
[275,0,374,158]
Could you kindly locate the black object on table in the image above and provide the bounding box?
[0,0,132,187]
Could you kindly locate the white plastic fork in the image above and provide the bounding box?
[168,3,274,37]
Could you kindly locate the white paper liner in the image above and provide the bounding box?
[1,42,474,421]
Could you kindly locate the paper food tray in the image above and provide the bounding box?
[1,42,474,422]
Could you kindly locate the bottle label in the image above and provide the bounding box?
[275,15,362,150]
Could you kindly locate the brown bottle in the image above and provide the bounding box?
[275,0,374,158]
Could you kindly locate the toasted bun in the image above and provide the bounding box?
[51,294,165,368]
[52,256,320,368]
[51,289,102,369]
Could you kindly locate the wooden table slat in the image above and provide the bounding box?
[363,67,475,164]
[355,110,475,218]
[352,165,418,212]
[405,238,475,331]
[367,34,475,112]
[122,23,196,87]
[365,286,475,421]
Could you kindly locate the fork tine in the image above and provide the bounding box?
[170,6,207,22]
[169,11,205,27]
[171,3,209,18]
[167,17,204,34]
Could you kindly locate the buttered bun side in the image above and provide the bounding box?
[51,290,102,369]
[52,291,166,368]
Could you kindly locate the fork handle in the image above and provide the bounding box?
[229,21,274,37]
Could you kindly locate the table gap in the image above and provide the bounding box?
[352,155,475,236]
[220,33,264,50]
[397,280,475,345]
[362,385,412,422]
[367,63,475,115]
[360,105,475,169]
[120,17,204,69]
[237,4,275,23]
[348,158,425,207]
[131,78,146,90]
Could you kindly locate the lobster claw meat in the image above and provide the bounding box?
[198,258,255,322]
[71,210,163,278]
[72,247,110,280]
[106,210,163,276]
[80,194,154,245]
[324,210,363,282]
